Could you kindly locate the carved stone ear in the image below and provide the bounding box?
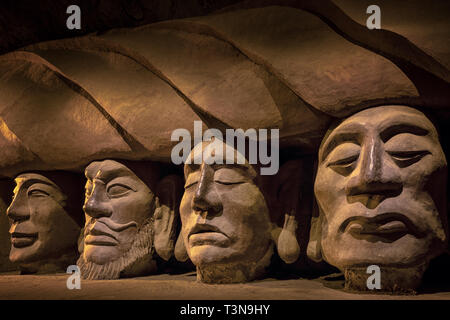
[306,200,323,263]
[278,212,301,264]
[174,232,189,262]
[271,160,304,264]
[153,175,183,261]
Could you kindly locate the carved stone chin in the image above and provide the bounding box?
[77,218,157,280]
[18,251,79,275]
[196,242,274,284]
[311,105,448,293]
[344,264,427,294]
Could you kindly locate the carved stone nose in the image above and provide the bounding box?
[345,139,402,208]
[83,183,111,218]
[192,186,223,216]
[6,195,29,222]
[191,166,222,216]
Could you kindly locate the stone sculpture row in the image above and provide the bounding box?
[4,104,448,294]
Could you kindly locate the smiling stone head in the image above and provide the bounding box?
[7,172,84,274]
[309,105,448,292]
[77,159,182,280]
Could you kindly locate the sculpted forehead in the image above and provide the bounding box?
[320,105,440,161]
[341,106,436,131]
[85,160,137,182]
[14,173,59,191]
[184,140,256,178]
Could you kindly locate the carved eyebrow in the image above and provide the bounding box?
[321,132,361,163]
[15,178,55,192]
[210,163,256,179]
[380,123,429,142]
[93,167,135,184]
[184,163,200,178]
[210,163,251,171]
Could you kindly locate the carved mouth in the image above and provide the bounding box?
[84,235,118,246]
[340,213,422,243]
[188,224,228,246]
[85,221,120,246]
[188,224,225,238]
[11,232,38,248]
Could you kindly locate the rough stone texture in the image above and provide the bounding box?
[0,1,448,177]
[334,0,450,71]
[310,105,448,292]
[0,52,132,177]
[26,38,203,162]
[0,272,449,300]
[173,6,419,117]
[344,265,426,294]
[0,0,244,55]
[217,0,450,111]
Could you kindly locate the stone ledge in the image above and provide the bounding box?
[0,272,449,300]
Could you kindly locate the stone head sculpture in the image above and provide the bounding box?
[6,171,84,274]
[77,159,182,280]
[308,105,448,292]
[176,139,307,283]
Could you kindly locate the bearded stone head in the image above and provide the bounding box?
[77,159,182,280]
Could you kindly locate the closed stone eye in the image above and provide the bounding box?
[107,184,133,197]
[327,154,359,176]
[185,171,201,189]
[27,189,49,197]
[184,180,198,189]
[214,180,245,185]
[387,150,431,167]
[328,155,359,167]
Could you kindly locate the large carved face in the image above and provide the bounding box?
[7,173,81,267]
[81,160,155,266]
[315,105,448,272]
[179,141,273,283]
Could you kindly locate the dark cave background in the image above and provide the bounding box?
[0,0,243,55]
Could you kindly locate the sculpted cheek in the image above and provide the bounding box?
[217,184,264,212]
[315,167,342,213]
[28,202,54,233]
[179,192,193,222]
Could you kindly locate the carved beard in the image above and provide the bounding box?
[77,218,155,280]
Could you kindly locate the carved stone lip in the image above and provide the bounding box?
[85,221,119,246]
[339,212,422,240]
[85,218,137,238]
[188,224,227,239]
[84,235,118,246]
[11,232,38,248]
